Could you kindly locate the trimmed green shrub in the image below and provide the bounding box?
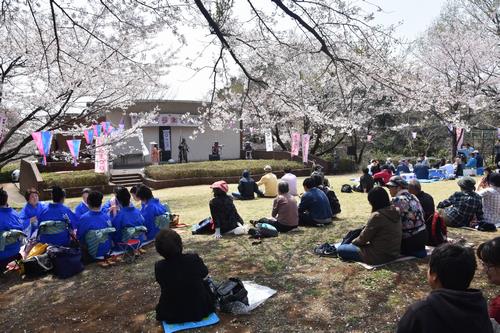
[0,162,20,183]
[43,170,109,188]
[145,159,304,180]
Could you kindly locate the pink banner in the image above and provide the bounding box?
[291,132,301,157]
[302,134,310,163]
[94,136,108,173]
[367,135,372,143]
[455,128,465,150]
[31,132,45,160]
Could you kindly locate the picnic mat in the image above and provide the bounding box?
[355,246,434,270]
[418,179,441,183]
[163,312,219,333]
[459,223,500,231]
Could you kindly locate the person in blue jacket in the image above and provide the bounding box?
[298,177,332,226]
[77,191,113,261]
[18,188,46,238]
[466,152,478,168]
[74,188,91,219]
[413,159,430,180]
[136,185,167,244]
[0,188,23,268]
[110,187,145,247]
[37,186,78,246]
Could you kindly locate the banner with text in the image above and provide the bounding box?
[291,132,301,157]
[95,136,108,173]
[0,116,6,143]
[302,134,310,163]
[265,130,273,152]
[163,129,171,151]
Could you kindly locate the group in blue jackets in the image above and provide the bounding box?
[0,184,170,269]
[298,177,333,226]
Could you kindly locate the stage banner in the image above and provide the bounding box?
[66,139,81,166]
[84,129,94,145]
[302,134,310,163]
[265,130,273,152]
[291,132,301,157]
[163,129,171,151]
[95,136,108,173]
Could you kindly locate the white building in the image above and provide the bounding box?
[106,100,241,166]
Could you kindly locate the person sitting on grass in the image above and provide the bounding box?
[477,237,500,328]
[267,181,298,232]
[396,243,493,333]
[37,186,78,246]
[74,188,91,219]
[337,187,401,265]
[298,177,332,226]
[437,177,485,228]
[408,179,435,223]
[209,181,246,239]
[136,185,168,245]
[256,165,278,198]
[466,152,478,169]
[280,167,298,196]
[110,187,146,249]
[354,168,375,193]
[232,170,264,200]
[386,176,427,257]
[414,158,430,180]
[77,191,114,264]
[154,229,215,324]
[18,188,46,237]
[396,159,410,175]
[478,167,493,191]
[373,165,393,186]
[0,188,23,270]
[454,156,464,177]
[477,173,500,229]
[130,185,142,206]
[312,174,341,218]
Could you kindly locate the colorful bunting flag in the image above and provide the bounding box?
[66,139,81,166]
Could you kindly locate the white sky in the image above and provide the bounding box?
[164,0,447,101]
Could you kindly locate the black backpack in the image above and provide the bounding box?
[325,189,341,215]
[425,211,447,246]
[192,217,215,235]
[215,278,249,312]
[341,184,353,193]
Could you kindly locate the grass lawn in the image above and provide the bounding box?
[2,174,499,332]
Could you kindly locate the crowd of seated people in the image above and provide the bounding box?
[0,184,170,269]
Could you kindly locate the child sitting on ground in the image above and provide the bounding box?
[155,229,215,323]
[397,243,493,333]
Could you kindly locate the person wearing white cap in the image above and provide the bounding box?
[257,165,278,198]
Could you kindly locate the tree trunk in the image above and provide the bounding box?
[310,129,322,155]
[272,125,287,151]
[316,133,346,156]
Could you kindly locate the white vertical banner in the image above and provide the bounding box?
[302,134,310,163]
[0,115,6,143]
[94,136,109,173]
[137,129,149,156]
[411,132,417,139]
[265,129,273,152]
[163,129,171,151]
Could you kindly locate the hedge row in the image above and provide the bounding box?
[145,159,305,180]
[42,170,109,188]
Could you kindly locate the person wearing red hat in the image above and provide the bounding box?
[209,181,245,239]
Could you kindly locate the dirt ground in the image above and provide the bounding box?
[1,175,498,332]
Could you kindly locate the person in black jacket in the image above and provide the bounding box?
[209,180,246,239]
[397,243,493,333]
[232,170,264,200]
[154,229,215,324]
[408,179,435,222]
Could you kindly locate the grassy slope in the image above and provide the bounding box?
[2,174,499,333]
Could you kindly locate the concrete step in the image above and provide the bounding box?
[109,181,143,187]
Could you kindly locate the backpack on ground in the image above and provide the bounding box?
[22,253,53,278]
[324,188,341,215]
[426,211,447,247]
[47,246,84,279]
[341,184,352,193]
[248,223,278,239]
[192,217,215,235]
[215,277,249,313]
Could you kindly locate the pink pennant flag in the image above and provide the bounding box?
[66,139,81,166]
[302,134,310,163]
[291,132,301,157]
[84,129,94,145]
[32,132,45,163]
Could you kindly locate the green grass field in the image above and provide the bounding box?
[2,173,499,332]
